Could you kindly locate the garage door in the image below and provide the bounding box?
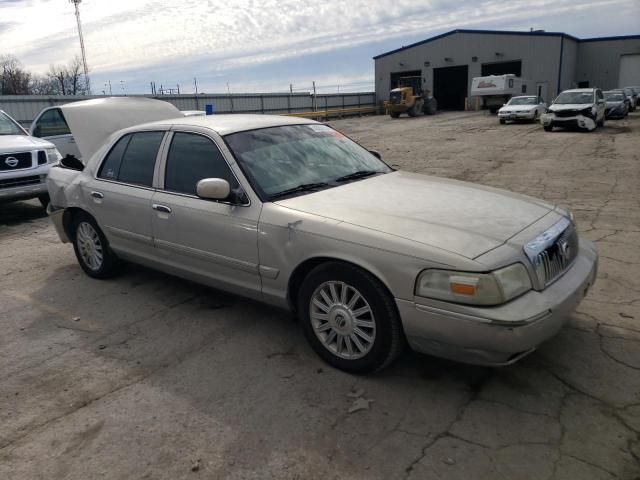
[619,54,640,87]
[433,65,468,110]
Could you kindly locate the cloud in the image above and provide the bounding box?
[0,0,638,93]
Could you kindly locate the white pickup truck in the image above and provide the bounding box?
[0,109,62,207]
[471,74,533,113]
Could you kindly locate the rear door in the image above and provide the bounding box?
[30,108,82,160]
[150,129,262,299]
[83,130,166,259]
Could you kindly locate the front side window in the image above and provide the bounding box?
[33,108,70,137]
[164,132,239,195]
[225,124,391,199]
[0,112,26,135]
[97,131,164,187]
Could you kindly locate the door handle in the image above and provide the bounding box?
[152,204,172,214]
[91,191,104,199]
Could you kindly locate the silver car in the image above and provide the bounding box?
[47,98,598,373]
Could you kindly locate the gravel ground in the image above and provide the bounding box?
[1,111,639,479]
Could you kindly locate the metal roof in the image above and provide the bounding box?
[373,29,640,60]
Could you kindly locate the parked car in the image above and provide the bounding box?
[630,87,640,107]
[541,88,606,132]
[622,87,637,111]
[603,91,629,119]
[30,102,205,163]
[29,106,82,162]
[0,109,61,207]
[497,95,546,124]
[47,98,598,373]
[610,89,632,113]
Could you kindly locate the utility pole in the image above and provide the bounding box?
[194,77,198,94]
[312,81,317,112]
[290,84,293,94]
[70,0,91,93]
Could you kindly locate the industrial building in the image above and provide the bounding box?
[374,29,640,109]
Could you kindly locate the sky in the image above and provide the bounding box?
[1,0,638,94]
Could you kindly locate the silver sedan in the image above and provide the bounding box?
[47,98,597,373]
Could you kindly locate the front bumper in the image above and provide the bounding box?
[498,111,536,120]
[0,164,50,202]
[541,113,596,131]
[397,239,598,366]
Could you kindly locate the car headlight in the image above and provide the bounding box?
[46,148,62,164]
[415,263,532,306]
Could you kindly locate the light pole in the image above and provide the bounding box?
[70,0,91,93]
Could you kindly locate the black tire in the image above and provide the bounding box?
[72,212,120,279]
[499,119,506,125]
[544,125,553,132]
[407,104,418,117]
[390,112,400,119]
[597,115,605,127]
[533,111,539,122]
[38,194,50,209]
[298,262,404,374]
[424,97,437,115]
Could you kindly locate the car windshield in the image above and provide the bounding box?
[554,92,594,104]
[225,124,391,199]
[604,92,624,101]
[0,112,26,135]
[508,97,537,105]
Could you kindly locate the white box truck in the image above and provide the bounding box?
[470,74,533,113]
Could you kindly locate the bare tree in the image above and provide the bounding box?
[0,55,32,94]
[47,56,89,95]
[29,75,58,95]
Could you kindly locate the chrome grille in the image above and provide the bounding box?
[524,218,579,288]
[0,175,42,190]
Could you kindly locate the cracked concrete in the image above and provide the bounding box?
[1,111,639,479]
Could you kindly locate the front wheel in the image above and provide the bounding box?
[72,213,120,279]
[543,125,553,132]
[298,262,404,374]
[597,115,605,127]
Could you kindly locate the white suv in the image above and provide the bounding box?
[0,109,62,207]
[541,88,606,132]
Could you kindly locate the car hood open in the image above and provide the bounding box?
[59,97,182,161]
[275,171,555,259]
[0,135,54,153]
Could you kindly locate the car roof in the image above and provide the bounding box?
[134,114,319,136]
[511,95,537,98]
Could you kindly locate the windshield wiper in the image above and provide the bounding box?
[270,182,330,200]
[334,170,380,183]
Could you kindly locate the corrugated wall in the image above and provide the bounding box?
[0,92,375,126]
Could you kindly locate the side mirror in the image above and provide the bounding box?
[60,154,84,171]
[196,178,230,200]
[369,150,382,160]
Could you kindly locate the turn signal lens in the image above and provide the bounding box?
[416,264,532,306]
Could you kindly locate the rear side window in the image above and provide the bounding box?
[97,131,164,187]
[164,132,238,195]
[33,108,70,137]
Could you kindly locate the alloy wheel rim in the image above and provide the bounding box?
[310,281,376,360]
[77,222,103,271]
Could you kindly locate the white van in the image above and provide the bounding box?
[470,74,533,113]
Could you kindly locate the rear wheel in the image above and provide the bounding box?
[72,213,120,279]
[390,112,400,119]
[544,125,553,132]
[298,262,404,374]
[407,103,418,117]
[499,119,506,125]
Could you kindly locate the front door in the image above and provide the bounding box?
[84,130,166,258]
[151,130,262,299]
